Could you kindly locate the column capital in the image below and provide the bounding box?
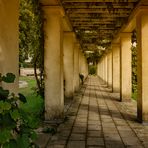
[64,31,76,39]
[119,32,132,38]
[43,6,65,17]
[111,43,120,48]
[135,6,148,17]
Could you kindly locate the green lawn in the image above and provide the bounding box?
[19,76,36,95]
[19,76,44,128]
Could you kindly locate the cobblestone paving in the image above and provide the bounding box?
[45,76,148,148]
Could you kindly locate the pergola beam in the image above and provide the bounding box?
[62,0,138,3]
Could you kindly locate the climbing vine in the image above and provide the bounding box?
[131,30,137,100]
[19,0,44,97]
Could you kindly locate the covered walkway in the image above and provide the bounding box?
[1,1,148,147]
[40,76,148,148]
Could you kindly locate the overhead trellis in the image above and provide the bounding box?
[61,0,140,55]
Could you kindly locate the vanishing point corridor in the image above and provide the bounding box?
[43,76,148,148]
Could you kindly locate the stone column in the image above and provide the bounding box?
[97,62,100,77]
[0,0,19,93]
[43,6,64,120]
[107,51,113,88]
[103,55,108,83]
[84,55,88,79]
[79,49,83,76]
[63,32,75,99]
[101,59,103,80]
[137,11,148,122]
[101,60,103,79]
[112,44,120,92]
[120,33,132,101]
[74,43,80,92]
[102,58,104,80]
[80,51,88,80]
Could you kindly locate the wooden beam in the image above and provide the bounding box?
[63,4,134,9]
[66,8,132,14]
[69,13,129,17]
[62,0,138,3]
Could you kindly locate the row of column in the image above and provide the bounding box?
[63,32,88,99]
[0,4,88,121]
[40,6,88,120]
[97,10,148,122]
[97,51,112,88]
[97,34,132,101]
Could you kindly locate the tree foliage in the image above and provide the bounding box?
[19,0,44,97]
[131,30,137,99]
[85,50,101,65]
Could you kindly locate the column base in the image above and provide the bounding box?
[45,105,64,120]
[137,112,148,123]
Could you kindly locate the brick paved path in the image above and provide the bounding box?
[45,76,148,148]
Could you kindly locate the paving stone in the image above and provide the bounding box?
[88,124,102,131]
[105,144,125,148]
[72,127,86,133]
[87,130,103,137]
[35,133,51,148]
[67,141,85,148]
[126,146,144,148]
[75,118,87,123]
[87,137,104,146]
[104,134,121,141]
[51,139,66,145]
[70,133,85,141]
[122,137,141,146]
[58,130,71,137]
[102,123,115,127]
[50,134,68,141]
[119,130,136,138]
[88,146,105,148]
[117,126,131,131]
[47,144,65,148]
[88,120,101,125]
[103,128,118,134]
[75,122,87,127]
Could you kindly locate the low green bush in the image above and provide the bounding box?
[89,65,97,75]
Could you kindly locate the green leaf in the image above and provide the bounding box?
[2,73,15,83]
[0,101,11,112]
[0,87,9,99]
[0,113,16,129]
[17,134,30,148]
[10,109,20,121]
[18,93,27,103]
[3,102,11,111]
[0,129,12,144]
[3,140,17,148]
[30,131,37,140]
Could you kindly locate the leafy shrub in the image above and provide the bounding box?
[0,73,38,148]
[89,65,97,75]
